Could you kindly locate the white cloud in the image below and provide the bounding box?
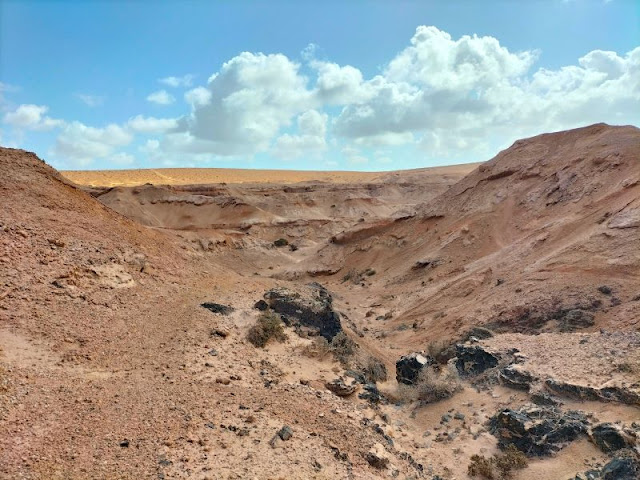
[147,89,175,105]
[332,26,640,153]
[184,87,211,106]
[52,122,133,165]
[75,93,104,107]
[2,104,64,130]
[159,74,195,88]
[127,115,178,133]
[176,51,313,156]
[272,110,328,160]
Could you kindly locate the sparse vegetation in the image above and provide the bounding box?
[396,365,462,404]
[247,312,287,347]
[300,336,333,359]
[357,354,388,383]
[427,339,452,364]
[468,445,528,479]
[330,331,358,363]
[273,238,289,247]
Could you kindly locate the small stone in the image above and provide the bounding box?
[365,443,390,469]
[277,425,293,441]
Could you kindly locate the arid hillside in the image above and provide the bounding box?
[1,124,639,480]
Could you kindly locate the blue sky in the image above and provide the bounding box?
[1,0,639,171]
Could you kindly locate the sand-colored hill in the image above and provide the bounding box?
[1,124,639,480]
[61,163,480,187]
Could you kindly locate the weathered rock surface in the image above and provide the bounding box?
[454,344,499,377]
[575,454,640,480]
[396,352,435,385]
[590,423,639,454]
[263,283,342,340]
[545,379,640,406]
[499,364,536,390]
[489,404,588,456]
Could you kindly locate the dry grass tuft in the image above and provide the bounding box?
[468,445,528,479]
[247,312,287,348]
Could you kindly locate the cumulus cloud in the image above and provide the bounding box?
[272,109,328,159]
[127,115,178,133]
[332,26,640,151]
[18,25,640,169]
[2,104,64,130]
[159,74,195,88]
[147,89,175,105]
[52,122,133,165]
[176,52,313,156]
[184,87,211,107]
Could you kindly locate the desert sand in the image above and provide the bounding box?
[1,123,639,479]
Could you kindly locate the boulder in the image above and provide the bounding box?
[254,299,269,311]
[489,404,588,456]
[591,423,638,453]
[396,352,435,385]
[263,283,341,341]
[454,344,499,377]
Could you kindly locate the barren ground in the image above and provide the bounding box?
[1,123,639,480]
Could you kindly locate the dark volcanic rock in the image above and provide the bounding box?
[396,352,435,385]
[545,379,640,405]
[358,384,387,405]
[489,404,588,456]
[254,299,269,311]
[454,344,499,377]
[201,302,235,315]
[264,283,341,341]
[591,423,638,453]
[530,391,562,407]
[499,365,536,390]
[575,455,640,480]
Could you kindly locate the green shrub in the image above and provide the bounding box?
[273,238,289,247]
[247,312,287,348]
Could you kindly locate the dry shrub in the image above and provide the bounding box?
[330,331,358,364]
[395,365,462,404]
[468,445,528,479]
[300,336,332,359]
[247,312,287,348]
[357,354,388,383]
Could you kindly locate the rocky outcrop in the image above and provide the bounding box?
[263,283,342,341]
[499,365,535,390]
[396,352,435,385]
[454,344,499,377]
[590,423,639,454]
[545,379,640,406]
[575,455,640,480]
[489,404,588,456]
